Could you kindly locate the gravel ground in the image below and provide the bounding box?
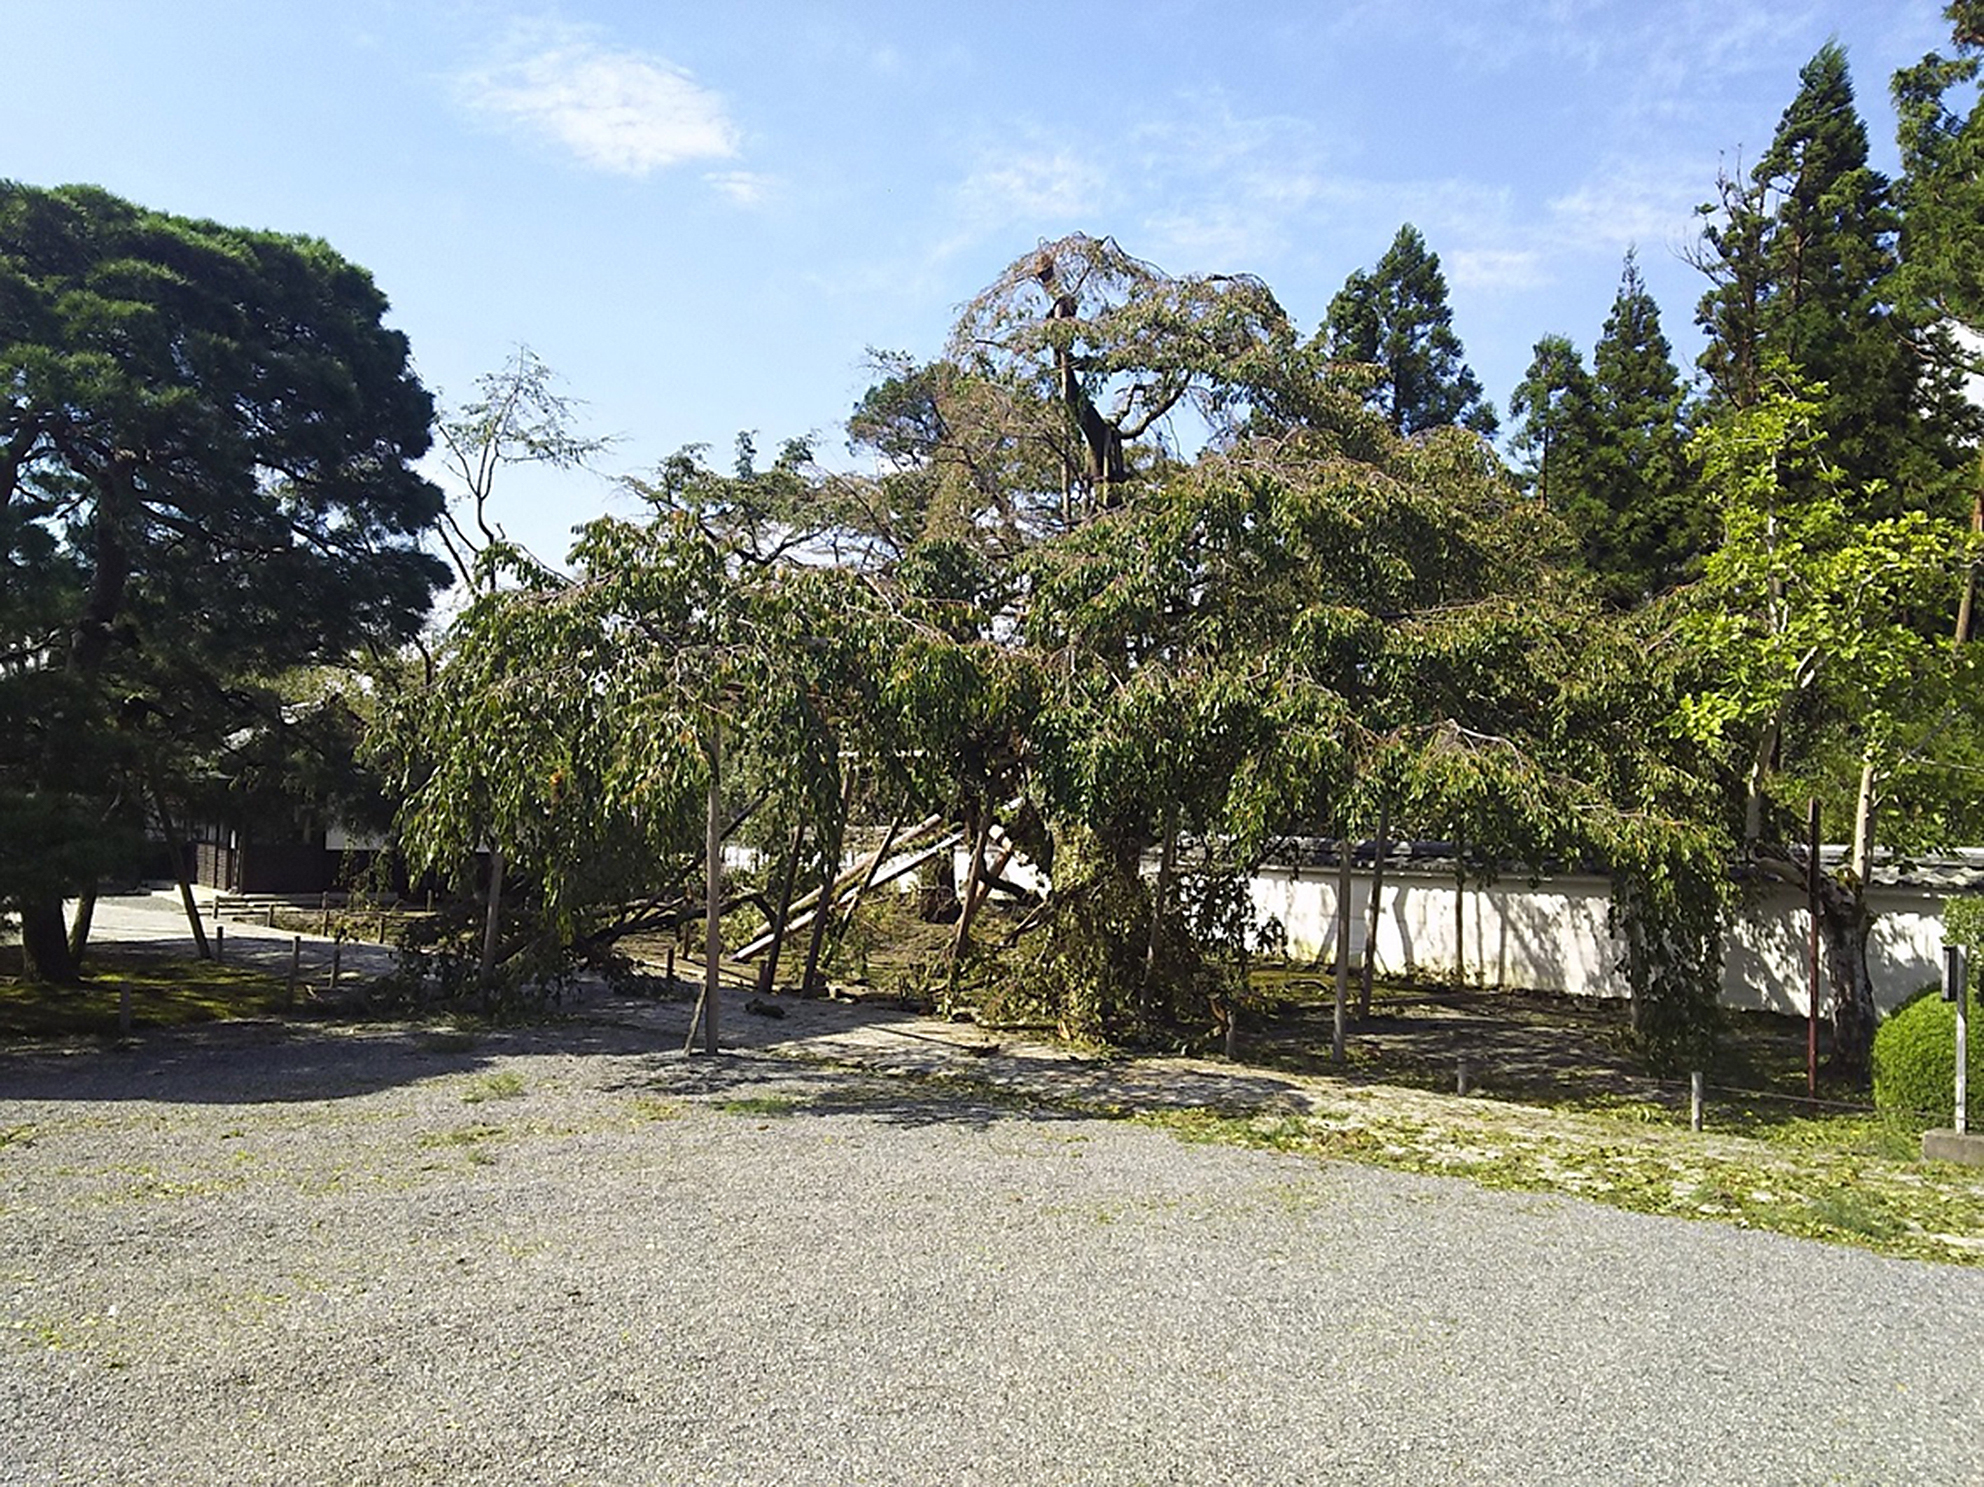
[5,901,1984,1485]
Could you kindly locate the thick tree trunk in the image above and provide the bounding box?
[1818,875,1877,1081]
[949,806,993,973]
[18,898,79,984]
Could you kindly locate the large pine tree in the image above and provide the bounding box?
[1322,224,1498,437]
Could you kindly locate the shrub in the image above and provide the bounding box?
[1871,984,1982,1130]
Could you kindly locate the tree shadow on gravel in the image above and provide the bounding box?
[0,990,940,1107]
[619,1053,1109,1132]
[612,1033,1317,1134]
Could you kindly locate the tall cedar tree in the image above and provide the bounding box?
[1322,224,1499,437]
[1567,252,1701,607]
[1894,0,1984,327]
[1507,333,1595,508]
[1696,42,1975,519]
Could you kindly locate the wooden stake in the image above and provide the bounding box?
[287,936,300,1009]
[1691,1071,1705,1131]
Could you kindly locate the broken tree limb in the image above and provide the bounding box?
[733,813,945,959]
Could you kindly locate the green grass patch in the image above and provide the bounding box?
[719,1094,798,1117]
[0,950,289,1038]
[1135,1094,1984,1266]
[461,1070,526,1103]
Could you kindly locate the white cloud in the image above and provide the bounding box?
[457,27,738,177]
[1546,166,1706,260]
[706,170,779,207]
[955,147,1111,231]
[1447,247,1548,293]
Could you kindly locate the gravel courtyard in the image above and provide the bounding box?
[5,908,1984,1484]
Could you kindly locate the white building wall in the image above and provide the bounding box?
[1256,865,1946,1017]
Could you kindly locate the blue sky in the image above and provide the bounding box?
[4,1,1960,568]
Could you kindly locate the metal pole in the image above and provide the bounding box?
[1949,943,1969,1135]
[1807,798,1821,1096]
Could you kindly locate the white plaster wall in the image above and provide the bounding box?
[1256,865,1947,1016]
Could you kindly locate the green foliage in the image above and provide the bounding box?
[1696,44,1978,517]
[1507,333,1594,507]
[1322,224,1498,436]
[1871,980,1982,1127]
[0,181,445,974]
[1895,2,1984,327]
[1560,252,1704,607]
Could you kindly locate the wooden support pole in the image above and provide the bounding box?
[214,924,224,966]
[735,824,955,962]
[1360,804,1388,1021]
[1691,1071,1705,1132]
[702,727,723,1055]
[479,845,505,1003]
[758,821,809,996]
[1333,834,1351,1065]
[833,805,910,942]
[1454,832,1466,988]
[287,936,301,1009]
[1808,798,1821,1098]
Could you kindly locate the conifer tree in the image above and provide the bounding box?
[1568,252,1701,607]
[1322,224,1498,437]
[1695,42,1975,517]
[1894,1,1984,328]
[1508,334,1594,508]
